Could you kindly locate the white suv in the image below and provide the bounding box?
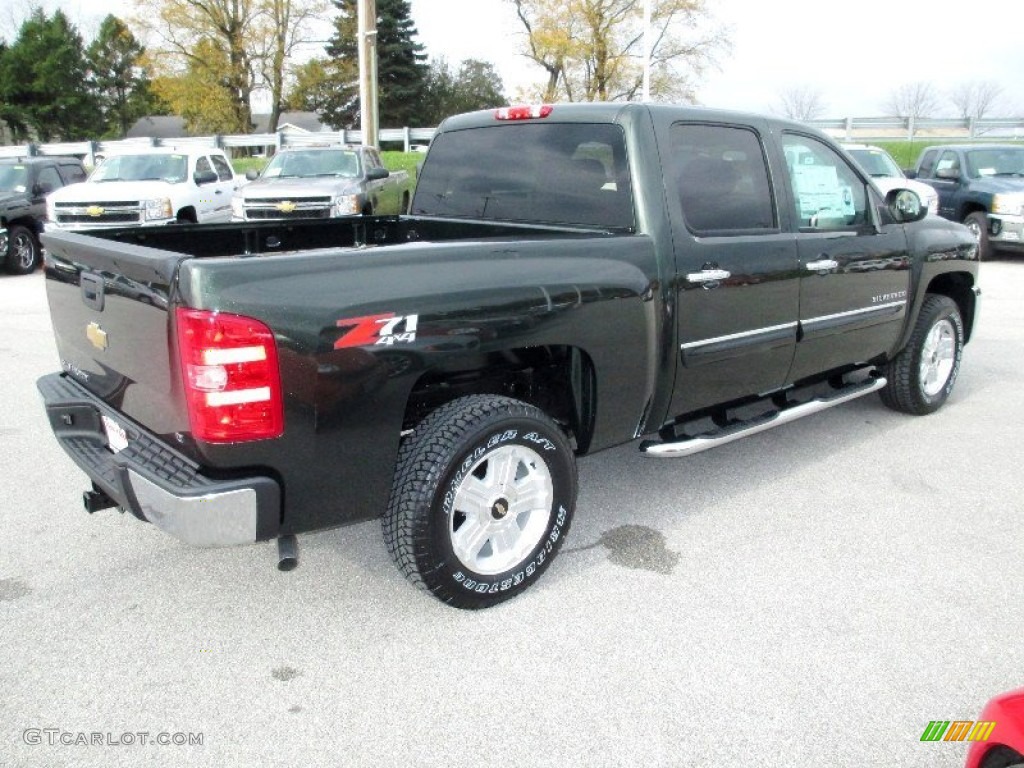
[47,148,239,230]
[843,144,939,216]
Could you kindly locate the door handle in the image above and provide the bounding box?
[686,269,731,284]
[805,258,838,271]
[215,189,223,194]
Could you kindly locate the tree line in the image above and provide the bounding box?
[0,0,735,143]
[0,0,507,142]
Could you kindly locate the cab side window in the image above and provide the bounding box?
[36,166,62,194]
[211,155,234,181]
[917,149,938,178]
[195,156,213,176]
[59,163,86,184]
[935,150,961,177]
[672,124,776,234]
[781,134,869,231]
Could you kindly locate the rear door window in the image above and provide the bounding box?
[671,123,777,234]
[413,122,634,230]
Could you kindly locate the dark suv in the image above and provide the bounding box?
[0,156,87,274]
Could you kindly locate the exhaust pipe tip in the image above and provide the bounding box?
[277,534,298,571]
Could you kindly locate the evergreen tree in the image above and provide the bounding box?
[87,15,155,138]
[0,10,100,141]
[323,0,428,128]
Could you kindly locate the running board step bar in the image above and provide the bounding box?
[640,376,887,458]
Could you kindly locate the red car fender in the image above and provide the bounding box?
[966,688,1024,768]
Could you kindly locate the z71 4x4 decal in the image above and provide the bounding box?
[334,313,420,349]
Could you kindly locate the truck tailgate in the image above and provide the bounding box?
[40,230,189,440]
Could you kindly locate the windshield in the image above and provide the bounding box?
[412,123,635,230]
[261,149,360,179]
[847,148,903,179]
[965,148,1024,178]
[0,164,29,193]
[90,154,188,183]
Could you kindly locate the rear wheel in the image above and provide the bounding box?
[880,294,964,415]
[384,395,577,609]
[5,225,40,275]
[964,211,992,261]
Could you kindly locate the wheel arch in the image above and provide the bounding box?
[176,206,197,223]
[401,344,598,455]
[926,271,979,342]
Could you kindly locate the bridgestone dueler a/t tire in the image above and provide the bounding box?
[880,294,964,415]
[384,395,577,609]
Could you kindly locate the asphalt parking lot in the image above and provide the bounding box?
[1,259,1021,768]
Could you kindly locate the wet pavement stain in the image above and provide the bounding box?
[565,525,680,574]
[0,578,31,602]
[272,666,301,682]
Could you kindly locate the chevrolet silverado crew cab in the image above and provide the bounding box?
[36,103,979,609]
[46,147,239,230]
[907,143,1024,260]
[231,145,413,221]
[0,155,87,273]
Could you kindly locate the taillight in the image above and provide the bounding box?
[494,105,553,121]
[175,308,283,443]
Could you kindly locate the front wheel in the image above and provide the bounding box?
[384,395,577,609]
[964,211,992,261]
[880,295,964,415]
[5,225,40,275]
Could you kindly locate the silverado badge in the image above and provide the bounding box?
[86,322,108,351]
[275,200,297,213]
[86,205,105,217]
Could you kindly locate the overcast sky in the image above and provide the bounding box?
[18,0,1024,119]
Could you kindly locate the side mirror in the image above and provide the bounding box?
[886,188,926,224]
[902,169,918,179]
[935,167,961,181]
[366,166,390,181]
[194,169,219,185]
[33,182,54,197]
[245,169,260,181]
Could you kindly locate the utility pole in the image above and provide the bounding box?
[641,0,652,102]
[358,0,379,147]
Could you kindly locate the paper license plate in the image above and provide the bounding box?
[101,414,129,453]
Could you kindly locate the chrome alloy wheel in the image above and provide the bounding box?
[11,230,36,271]
[964,217,982,240]
[449,444,553,575]
[920,318,956,397]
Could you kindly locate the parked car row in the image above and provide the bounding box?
[0,144,414,275]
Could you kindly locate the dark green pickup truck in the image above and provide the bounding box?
[37,103,979,608]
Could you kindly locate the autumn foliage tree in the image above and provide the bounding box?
[510,0,728,103]
[132,0,325,133]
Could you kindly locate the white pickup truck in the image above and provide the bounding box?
[46,147,239,230]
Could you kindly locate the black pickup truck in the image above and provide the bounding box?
[37,104,979,608]
[0,155,88,273]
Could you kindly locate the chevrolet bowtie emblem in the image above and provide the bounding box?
[86,322,108,351]
[276,200,297,213]
[85,205,105,217]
